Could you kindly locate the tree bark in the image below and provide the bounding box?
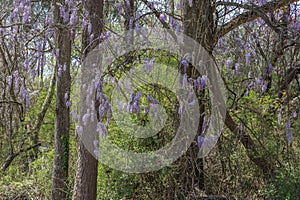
[180,0,216,193]
[179,0,293,190]
[72,1,104,200]
[51,1,72,199]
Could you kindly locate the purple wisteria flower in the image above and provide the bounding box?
[46,13,53,25]
[63,10,69,23]
[98,106,105,121]
[180,57,188,72]
[15,78,20,93]
[70,110,76,121]
[293,111,297,118]
[245,53,251,66]
[129,17,134,29]
[7,76,13,86]
[182,73,188,88]
[23,5,31,23]
[24,60,30,70]
[261,84,267,93]
[197,136,205,148]
[114,0,122,17]
[20,86,31,107]
[194,75,208,91]
[143,58,155,73]
[58,65,62,77]
[258,0,267,5]
[82,113,90,126]
[227,60,233,68]
[97,122,107,138]
[128,92,143,115]
[254,77,262,86]
[89,34,94,43]
[32,90,39,101]
[55,49,60,60]
[235,63,240,74]
[277,109,282,124]
[122,79,130,91]
[267,62,273,74]
[116,99,123,111]
[178,105,183,118]
[170,17,178,30]
[176,2,181,10]
[29,68,36,81]
[286,119,292,144]
[66,101,72,108]
[66,0,74,8]
[159,13,167,22]
[125,0,131,9]
[100,31,111,40]
[88,23,92,34]
[70,9,78,26]
[143,106,149,115]
[75,125,83,138]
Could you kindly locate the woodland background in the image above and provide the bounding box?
[0,0,300,199]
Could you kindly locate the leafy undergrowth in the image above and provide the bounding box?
[0,181,48,200]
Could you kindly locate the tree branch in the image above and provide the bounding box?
[278,64,300,98]
[140,0,178,41]
[225,111,275,178]
[216,0,298,39]
[32,70,56,134]
[1,143,41,171]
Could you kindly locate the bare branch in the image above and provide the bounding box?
[1,143,42,171]
[225,111,275,177]
[140,0,178,41]
[216,0,298,39]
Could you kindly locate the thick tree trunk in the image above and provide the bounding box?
[178,0,216,193]
[181,0,287,188]
[51,1,72,199]
[183,0,215,54]
[124,0,135,44]
[72,1,104,200]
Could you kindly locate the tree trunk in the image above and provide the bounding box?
[183,0,215,54]
[181,0,287,189]
[72,1,104,200]
[51,1,72,199]
[178,0,215,193]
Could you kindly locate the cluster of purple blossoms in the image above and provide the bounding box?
[9,0,31,23]
[253,76,268,93]
[128,92,142,115]
[159,13,167,22]
[127,92,160,117]
[286,119,292,144]
[20,86,30,107]
[64,92,71,108]
[194,75,208,91]
[142,58,155,73]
